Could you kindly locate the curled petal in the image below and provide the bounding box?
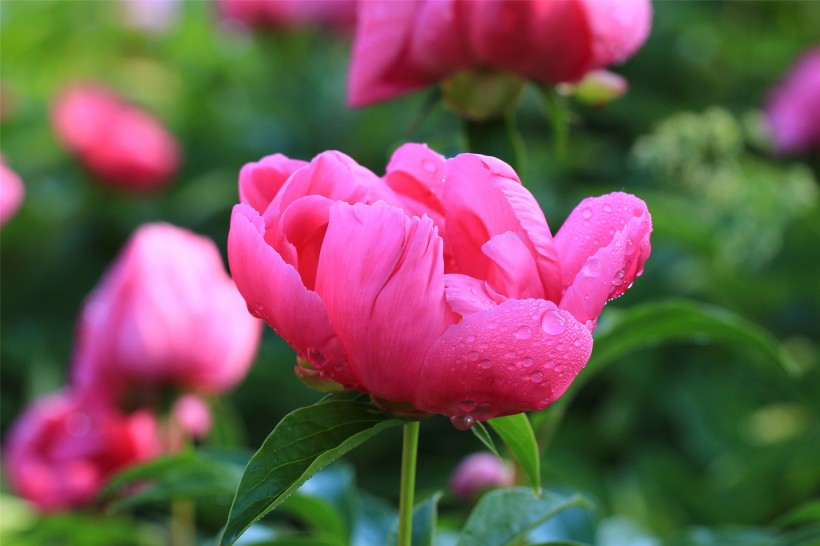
[238,154,308,215]
[416,299,592,420]
[444,273,503,317]
[227,204,356,388]
[384,143,447,231]
[315,201,455,403]
[580,0,653,70]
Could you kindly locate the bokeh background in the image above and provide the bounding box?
[1,1,819,544]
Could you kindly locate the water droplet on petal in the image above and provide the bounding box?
[450,415,475,430]
[466,335,476,343]
[582,208,593,219]
[530,371,544,383]
[519,357,533,368]
[603,204,613,213]
[422,159,438,173]
[514,325,532,340]
[459,399,477,412]
[541,310,567,335]
[468,351,480,361]
[479,359,492,369]
[308,348,326,366]
[612,270,625,286]
[488,321,498,330]
[582,258,602,277]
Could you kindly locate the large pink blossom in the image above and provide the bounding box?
[3,390,159,512]
[73,223,262,401]
[0,159,24,226]
[765,47,820,155]
[228,144,651,425]
[51,83,180,191]
[219,0,356,30]
[348,0,652,107]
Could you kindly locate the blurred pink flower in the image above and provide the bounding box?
[228,144,651,426]
[121,0,182,32]
[51,83,180,191]
[219,0,356,30]
[765,47,820,155]
[3,390,159,512]
[0,159,24,226]
[172,394,212,439]
[73,223,262,401]
[449,452,515,501]
[348,0,652,107]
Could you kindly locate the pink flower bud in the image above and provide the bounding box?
[449,452,515,501]
[764,47,820,155]
[348,0,651,107]
[73,223,262,401]
[227,144,652,425]
[3,390,160,512]
[172,394,212,439]
[218,0,356,31]
[51,83,180,192]
[0,158,23,227]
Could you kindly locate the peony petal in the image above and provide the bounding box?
[580,0,653,71]
[238,153,308,215]
[554,192,651,292]
[482,232,543,300]
[384,142,447,231]
[408,0,472,75]
[443,273,503,317]
[227,204,357,388]
[279,195,334,291]
[315,201,455,403]
[415,298,592,420]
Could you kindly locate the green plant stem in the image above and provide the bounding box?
[541,87,568,160]
[168,414,195,546]
[397,420,420,546]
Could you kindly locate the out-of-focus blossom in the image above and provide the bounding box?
[0,158,24,226]
[219,0,356,30]
[121,0,182,32]
[228,144,651,427]
[172,394,212,439]
[73,223,262,401]
[449,452,515,501]
[558,69,628,107]
[51,83,180,191]
[348,0,652,107]
[3,390,159,512]
[765,47,820,155]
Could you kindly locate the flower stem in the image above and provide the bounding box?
[540,87,569,160]
[398,420,420,546]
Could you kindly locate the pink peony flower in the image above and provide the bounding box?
[348,0,652,107]
[228,144,651,426]
[219,0,356,30]
[172,394,212,439]
[72,223,262,401]
[120,0,182,32]
[0,159,24,226]
[51,83,180,191]
[3,390,159,512]
[764,47,820,155]
[449,452,515,501]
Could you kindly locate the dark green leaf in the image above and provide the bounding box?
[221,400,402,546]
[488,414,540,493]
[774,499,820,528]
[386,492,443,546]
[279,494,347,544]
[470,421,500,458]
[457,488,592,546]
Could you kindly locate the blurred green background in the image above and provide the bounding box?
[1,1,819,544]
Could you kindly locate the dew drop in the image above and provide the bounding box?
[530,371,544,383]
[450,415,475,430]
[488,321,498,330]
[308,348,326,366]
[582,208,593,219]
[514,325,532,340]
[612,270,625,286]
[519,357,533,368]
[466,335,476,343]
[459,399,477,412]
[479,359,492,369]
[468,351,480,361]
[574,339,582,347]
[470,288,478,295]
[541,309,567,335]
[582,258,602,277]
[603,204,613,213]
[422,159,437,173]
[556,343,565,351]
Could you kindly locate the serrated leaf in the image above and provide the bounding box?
[220,400,402,546]
[386,492,443,546]
[470,421,500,458]
[457,488,592,546]
[488,414,540,493]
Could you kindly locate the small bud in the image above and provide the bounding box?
[441,68,526,121]
[172,394,212,439]
[559,70,628,107]
[449,452,515,501]
[294,357,345,393]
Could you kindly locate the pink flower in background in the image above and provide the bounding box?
[51,83,180,191]
[73,223,262,401]
[3,390,159,512]
[121,0,182,32]
[228,144,651,426]
[449,452,515,501]
[219,0,356,30]
[0,159,24,226]
[765,47,820,155]
[348,0,652,107]
[172,394,213,439]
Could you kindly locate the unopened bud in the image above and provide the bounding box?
[442,68,526,121]
[449,452,515,501]
[559,70,628,107]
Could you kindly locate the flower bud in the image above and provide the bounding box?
[441,69,526,121]
[449,452,515,501]
[558,70,628,107]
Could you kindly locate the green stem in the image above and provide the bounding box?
[540,87,568,160]
[397,420,420,546]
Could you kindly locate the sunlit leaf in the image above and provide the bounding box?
[488,414,540,493]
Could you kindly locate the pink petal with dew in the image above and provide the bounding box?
[580,0,653,70]
[238,154,308,214]
[444,273,505,317]
[384,143,447,231]
[315,201,455,403]
[415,298,592,424]
[228,204,356,388]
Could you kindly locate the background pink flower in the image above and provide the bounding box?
[348,0,652,106]
[3,390,159,512]
[0,159,24,226]
[219,0,356,30]
[228,144,651,425]
[72,223,262,401]
[51,83,180,191]
[449,452,515,501]
[765,47,820,155]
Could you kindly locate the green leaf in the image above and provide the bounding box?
[221,400,402,546]
[488,414,541,493]
[279,494,347,544]
[457,488,593,546]
[470,421,500,459]
[774,498,820,528]
[387,493,443,546]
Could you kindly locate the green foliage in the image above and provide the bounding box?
[488,414,542,493]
